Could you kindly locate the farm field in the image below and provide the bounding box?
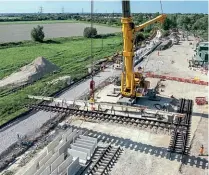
[0,34,122,125]
[0,22,120,43]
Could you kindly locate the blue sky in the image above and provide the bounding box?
[0,1,208,14]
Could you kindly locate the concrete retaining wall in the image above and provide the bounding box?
[66,130,78,142]
[58,155,73,174]
[39,151,53,168]
[50,168,58,175]
[67,157,81,175]
[62,128,73,142]
[40,166,50,175]
[47,135,62,153]
[58,139,71,156]
[34,165,46,175]
[51,153,64,172]
[22,163,37,175]
[45,152,59,168]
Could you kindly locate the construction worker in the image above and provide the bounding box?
[200,145,204,156]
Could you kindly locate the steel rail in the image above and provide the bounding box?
[86,145,122,175]
[27,104,190,130]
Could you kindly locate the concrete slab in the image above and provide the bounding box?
[67,149,88,165]
[67,157,81,175]
[34,165,46,175]
[47,135,62,153]
[45,152,59,168]
[40,166,50,175]
[71,145,91,158]
[75,140,95,147]
[58,155,73,174]
[58,138,72,156]
[77,138,96,144]
[79,135,97,143]
[62,128,73,142]
[51,153,64,172]
[50,168,58,175]
[22,163,37,175]
[39,151,53,168]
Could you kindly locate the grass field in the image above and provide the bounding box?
[0,34,122,125]
[0,19,78,25]
[0,22,120,43]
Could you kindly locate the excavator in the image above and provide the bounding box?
[120,0,166,98]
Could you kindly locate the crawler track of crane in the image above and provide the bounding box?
[27,104,189,133]
[86,145,122,175]
[168,99,193,155]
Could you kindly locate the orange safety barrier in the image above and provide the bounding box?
[145,73,208,86]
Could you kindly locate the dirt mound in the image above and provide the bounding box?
[0,57,59,88]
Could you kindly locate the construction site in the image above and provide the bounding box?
[0,1,208,175]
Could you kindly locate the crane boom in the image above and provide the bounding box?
[121,0,166,98]
[135,14,166,32]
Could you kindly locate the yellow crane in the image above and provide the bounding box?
[121,0,166,98]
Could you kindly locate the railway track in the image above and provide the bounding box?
[168,99,193,155]
[27,104,189,133]
[86,145,122,175]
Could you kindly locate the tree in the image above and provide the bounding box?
[162,18,172,30]
[83,27,97,38]
[134,33,145,46]
[31,25,45,42]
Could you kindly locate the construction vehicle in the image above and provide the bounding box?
[189,42,208,68]
[121,0,166,98]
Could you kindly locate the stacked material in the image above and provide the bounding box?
[18,128,97,175]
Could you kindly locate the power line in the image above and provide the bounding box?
[160,0,164,14]
[61,7,64,13]
[39,6,43,13]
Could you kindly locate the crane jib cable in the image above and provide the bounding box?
[91,0,94,79]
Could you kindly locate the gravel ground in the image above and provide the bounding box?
[0,66,121,155]
[180,107,208,175]
[0,23,120,43]
[110,149,181,175]
[137,35,208,81]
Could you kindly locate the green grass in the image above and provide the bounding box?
[0,34,122,126]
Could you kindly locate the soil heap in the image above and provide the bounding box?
[0,57,59,88]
